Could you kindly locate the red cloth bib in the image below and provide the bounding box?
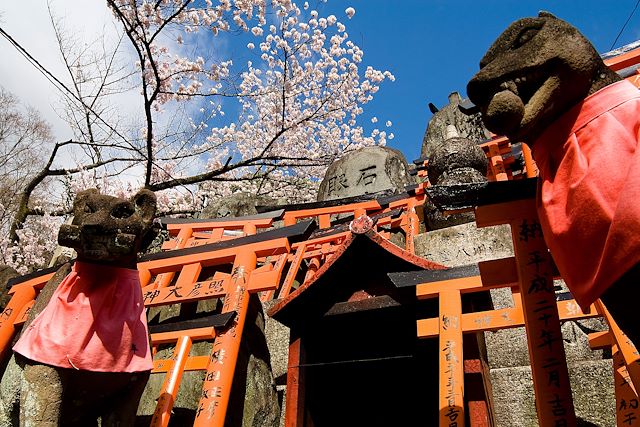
[532,80,640,311]
[13,261,152,372]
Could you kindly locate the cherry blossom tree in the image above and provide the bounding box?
[0,88,61,272]
[2,0,394,273]
[101,0,393,192]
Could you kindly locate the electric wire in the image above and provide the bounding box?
[0,26,138,153]
[289,354,413,368]
[610,0,640,50]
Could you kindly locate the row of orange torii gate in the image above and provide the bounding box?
[2,47,640,427]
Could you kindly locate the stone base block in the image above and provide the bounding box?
[490,360,615,426]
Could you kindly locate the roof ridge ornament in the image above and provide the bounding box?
[349,214,374,234]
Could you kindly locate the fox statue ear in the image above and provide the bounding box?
[538,11,558,19]
[132,189,157,227]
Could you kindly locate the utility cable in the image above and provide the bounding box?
[0,26,139,153]
[610,0,640,50]
[289,354,413,368]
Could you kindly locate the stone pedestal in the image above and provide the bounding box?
[490,361,615,426]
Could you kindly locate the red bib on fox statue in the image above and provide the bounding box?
[13,260,152,372]
[532,80,640,312]
[467,12,640,345]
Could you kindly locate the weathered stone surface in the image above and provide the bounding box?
[0,263,70,426]
[421,92,490,159]
[423,125,489,229]
[427,137,488,185]
[57,188,157,268]
[484,320,606,370]
[261,299,290,427]
[466,13,620,145]
[485,277,608,369]
[317,146,414,201]
[200,193,278,218]
[262,300,289,383]
[424,168,488,230]
[0,355,22,427]
[490,361,615,426]
[414,222,514,267]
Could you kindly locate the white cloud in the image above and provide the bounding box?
[0,1,120,140]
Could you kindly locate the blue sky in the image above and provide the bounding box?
[308,0,640,162]
[2,1,638,167]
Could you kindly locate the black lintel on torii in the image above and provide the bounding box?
[6,263,68,289]
[148,311,236,334]
[158,209,285,227]
[388,264,481,288]
[139,219,316,262]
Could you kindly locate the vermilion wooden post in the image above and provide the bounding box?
[487,142,508,181]
[521,143,537,178]
[303,256,321,283]
[0,284,36,360]
[612,344,640,425]
[285,334,306,427]
[279,245,306,299]
[354,207,367,218]
[193,224,257,427]
[150,335,193,427]
[155,226,193,288]
[405,198,419,254]
[477,199,576,426]
[439,288,465,427]
[596,299,640,391]
[318,213,331,229]
[260,253,288,302]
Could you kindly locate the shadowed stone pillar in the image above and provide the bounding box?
[424,133,488,230]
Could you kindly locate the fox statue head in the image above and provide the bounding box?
[467,12,621,144]
[57,189,157,268]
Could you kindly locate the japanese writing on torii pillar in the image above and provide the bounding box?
[518,217,573,426]
[442,339,461,427]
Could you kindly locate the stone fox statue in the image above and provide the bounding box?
[12,189,157,426]
[467,12,640,346]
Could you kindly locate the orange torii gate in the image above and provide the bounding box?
[138,190,435,426]
[422,178,580,427]
[0,267,58,359]
[136,219,314,426]
[0,188,428,426]
[390,260,599,427]
[265,185,426,254]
